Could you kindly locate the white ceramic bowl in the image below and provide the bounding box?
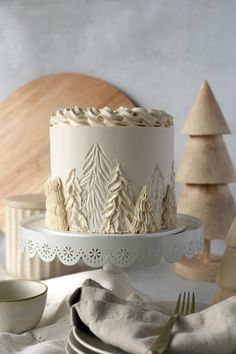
[0,279,47,333]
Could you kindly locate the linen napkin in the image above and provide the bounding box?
[69,278,236,354]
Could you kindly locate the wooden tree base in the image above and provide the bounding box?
[175,255,222,282]
[214,287,236,304]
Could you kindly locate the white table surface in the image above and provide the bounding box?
[0,232,220,304]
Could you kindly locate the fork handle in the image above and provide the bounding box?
[147,315,179,354]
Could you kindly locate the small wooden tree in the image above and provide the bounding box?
[44,177,68,231]
[175,80,236,282]
[131,186,160,233]
[214,217,236,303]
[102,162,134,233]
[65,168,88,232]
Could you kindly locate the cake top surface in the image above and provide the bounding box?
[50,106,174,127]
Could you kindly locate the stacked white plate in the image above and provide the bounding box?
[66,302,208,354]
[66,326,126,354]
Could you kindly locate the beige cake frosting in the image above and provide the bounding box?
[50,106,174,127]
[46,106,177,234]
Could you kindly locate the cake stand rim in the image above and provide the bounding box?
[19,213,204,268]
[20,213,201,239]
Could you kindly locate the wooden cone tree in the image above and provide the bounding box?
[175,80,236,282]
[214,217,236,303]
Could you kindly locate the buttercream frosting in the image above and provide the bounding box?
[44,177,68,231]
[102,162,134,233]
[80,143,112,232]
[162,184,177,228]
[131,185,160,233]
[64,168,88,232]
[50,106,174,127]
[47,105,177,234]
[147,164,165,228]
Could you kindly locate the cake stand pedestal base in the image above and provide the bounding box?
[79,263,152,300]
[175,254,221,282]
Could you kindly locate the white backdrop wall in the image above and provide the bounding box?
[0,0,235,199]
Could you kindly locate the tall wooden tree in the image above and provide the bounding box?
[175,80,236,282]
[102,162,134,233]
[65,168,88,232]
[214,217,236,303]
[80,143,112,232]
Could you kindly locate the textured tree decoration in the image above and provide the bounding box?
[44,177,68,231]
[162,184,177,228]
[175,80,236,282]
[102,162,134,233]
[65,168,88,232]
[131,185,160,234]
[170,161,176,189]
[169,161,177,225]
[214,217,236,303]
[80,143,112,232]
[147,164,166,227]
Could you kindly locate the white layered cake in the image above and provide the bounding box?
[45,106,177,234]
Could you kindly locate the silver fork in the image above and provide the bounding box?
[147,292,195,354]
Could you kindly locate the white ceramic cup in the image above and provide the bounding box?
[0,279,47,333]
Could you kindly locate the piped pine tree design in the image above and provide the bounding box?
[131,186,160,234]
[147,164,165,227]
[102,162,134,233]
[162,182,177,228]
[170,161,177,216]
[65,168,88,232]
[80,143,112,232]
[44,177,68,231]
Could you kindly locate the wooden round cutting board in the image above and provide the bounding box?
[0,73,135,230]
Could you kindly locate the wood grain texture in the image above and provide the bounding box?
[216,247,236,289]
[176,136,236,184]
[226,216,236,247]
[0,73,135,230]
[182,80,230,136]
[214,287,236,304]
[177,184,236,240]
[214,217,236,301]
[175,255,221,282]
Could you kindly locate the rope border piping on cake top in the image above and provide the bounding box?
[50,107,174,128]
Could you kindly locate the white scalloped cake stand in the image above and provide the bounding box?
[20,214,203,298]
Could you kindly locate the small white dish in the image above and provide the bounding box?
[0,279,47,333]
[73,327,124,354]
[66,341,78,354]
[66,335,79,354]
[68,330,92,354]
